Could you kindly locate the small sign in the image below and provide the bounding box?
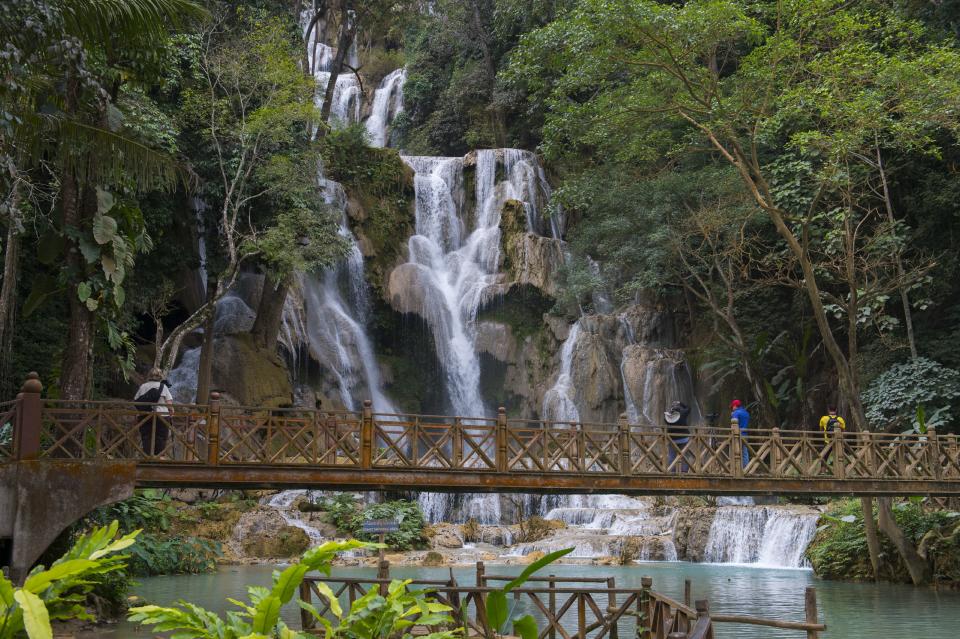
[361,519,399,534]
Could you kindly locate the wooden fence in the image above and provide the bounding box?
[298,560,825,639]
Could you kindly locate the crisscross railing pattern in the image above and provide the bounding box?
[299,561,823,639]
[5,373,960,495]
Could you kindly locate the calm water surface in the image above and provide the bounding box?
[95,562,959,638]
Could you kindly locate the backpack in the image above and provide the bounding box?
[826,416,841,430]
[135,382,167,412]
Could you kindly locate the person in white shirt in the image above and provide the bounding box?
[134,368,174,456]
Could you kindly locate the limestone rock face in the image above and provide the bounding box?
[620,345,692,426]
[673,507,718,562]
[386,263,429,316]
[212,334,292,408]
[234,508,311,558]
[425,523,464,549]
[567,317,624,424]
[475,321,517,362]
[499,199,565,297]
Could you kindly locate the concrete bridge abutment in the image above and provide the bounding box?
[0,460,135,583]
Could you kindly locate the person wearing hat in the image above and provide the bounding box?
[730,399,750,467]
[665,400,692,472]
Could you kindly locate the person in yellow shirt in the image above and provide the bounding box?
[818,407,846,443]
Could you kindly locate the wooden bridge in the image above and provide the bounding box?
[299,560,825,638]
[3,373,960,496]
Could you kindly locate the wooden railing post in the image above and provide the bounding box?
[361,399,374,469]
[14,372,43,461]
[453,416,463,468]
[606,576,618,639]
[862,430,877,478]
[299,581,315,630]
[804,586,819,639]
[618,413,632,476]
[496,407,507,472]
[377,558,390,596]
[205,391,221,466]
[928,426,942,480]
[730,418,743,477]
[476,560,485,587]
[639,576,653,639]
[548,574,557,639]
[771,427,782,478]
[833,424,845,480]
[577,592,586,639]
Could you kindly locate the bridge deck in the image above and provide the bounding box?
[4,381,960,495]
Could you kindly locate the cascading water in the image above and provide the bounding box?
[541,322,582,422]
[704,506,819,568]
[365,68,406,147]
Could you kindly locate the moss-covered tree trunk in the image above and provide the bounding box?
[0,189,20,392]
[860,496,883,580]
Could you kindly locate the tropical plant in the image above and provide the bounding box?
[484,548,573,639]
[0,521,139,639]
[861,357,960,433]
[299,578,460,639]
[128,540,459,639]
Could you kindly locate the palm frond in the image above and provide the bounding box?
[58,120,183,192]
[59,0,208,45]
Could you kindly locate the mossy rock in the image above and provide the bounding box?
[422,551,444,567]
[241,525,311,558]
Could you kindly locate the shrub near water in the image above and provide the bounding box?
[807,499,960,583]
[323,495,427,551]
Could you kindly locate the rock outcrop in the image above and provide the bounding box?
[211,333,293,408]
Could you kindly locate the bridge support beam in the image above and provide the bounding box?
[0,460,135,583]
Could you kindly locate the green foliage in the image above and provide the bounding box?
[807,499,960,583]
[484,548,573,639]
[129,540,458,639]
[323,496,427,551]
[84,491,221,577]
[861,358,960,432]
[0,522,139,639]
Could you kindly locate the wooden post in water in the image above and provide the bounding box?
[206,391,221,466]
[804,586,819,639]
[684,579,691,607]
[361,399,373,469]
[606,576,619,639]
[14,372,42,461]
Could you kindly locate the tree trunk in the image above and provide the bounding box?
[318,6,356,126]
[875,143,918,359]
[251,277,290,350]
[0,190,21,390]
[60,178,95,400]
[195,278,217,403]
[877,497,931,585]
[860,496,883,580]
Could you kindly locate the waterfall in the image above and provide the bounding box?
[365,68,406,148]
[541,322,582,422]
[704,506,818,568]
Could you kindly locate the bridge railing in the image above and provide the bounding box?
[5,372,960,486]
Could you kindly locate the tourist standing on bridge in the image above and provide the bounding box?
[134,368,174,457]
[730,399,750,467]
[818,407,846,443]
[665,400,691,472]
